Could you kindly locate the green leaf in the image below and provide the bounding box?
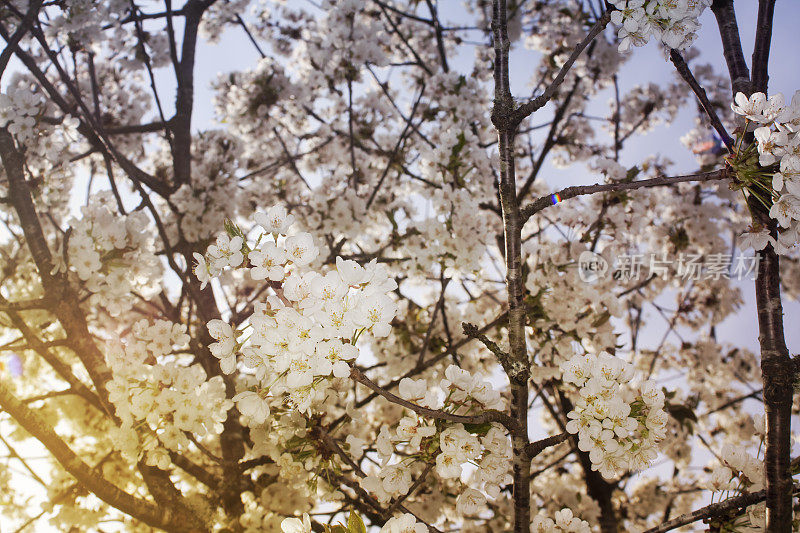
[591,311,611,328]
[625,165,641,182]
[665,402,698,433]
[427,438,440,455]
[223,218,251,254]
[454,74,467,94]
[463,422,492,436]
[223,218,243,238]
[347,511,367,533]
[668,225,690,252]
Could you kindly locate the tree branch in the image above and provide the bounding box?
[0,128,115,415]
[0,0,42,80]
[314,425,443,533]
[462,321,526,382]
[0,380,208,532]
[512,10,612,125]
[668,50,734,152]
[349,366,521,433]
[710,0,751,95]
[520,168,730,222]
[424,0,449,72]
[0,25,170,196]
[0,297,53,311]
[523,431,569,459]
[518,80,581,201]
[171,0,215,186]
[385,462,433,515]
[711,2,793,528]
[491,1,532,531]
[643,489,767,533]
[751,0,776,94]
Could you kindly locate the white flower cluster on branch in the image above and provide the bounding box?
[106,319,233,467]
[704,444,765,493]
[62,193,161,316]
[0,82,81,175]
[0,85,42,143]
[380,513,429,532]
[560,352,668,479]
[531,508,592,533]
[194,205,398,417]
[609,0,711,52]
[2,0,795,530]
[361,366,510,512]
[730,91,800,255]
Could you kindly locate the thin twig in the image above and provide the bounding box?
[523,432,569,459]
[512,10,612,125]
[668,49,734,152]
[386,462,433,514]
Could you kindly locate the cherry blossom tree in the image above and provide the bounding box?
[0,0,798,532]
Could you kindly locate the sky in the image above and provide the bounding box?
[2,0,800,530]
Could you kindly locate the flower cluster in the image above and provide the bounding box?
[701,442,771,531]
[106,320,233,467]
[731,91,800,255]
[524,243,623,366]
[704,444,764,493]
[360,366,509,516]
[212,59,293,141]
[63,192,161,316]
[531,508,592,533]
[609,0,711,52]
[293,0,390,84]
[194,205,399,417]
[47,0,108,48]
[560,352,668,479]
[280,513,314,533]
[380,513,428,533]
[0,0,794,529]
[404,185,496,277]
[280,512,428,533]
[0,85,42,143]
[0,81,81,171]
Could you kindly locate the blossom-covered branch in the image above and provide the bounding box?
[641,488,796,533]
[349,365,521,433]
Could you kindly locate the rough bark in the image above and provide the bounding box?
[710,0,751,95]
[491,1,532,531]
[172,0,215,187]
[751,0,776,95]
[711,2,794,530]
